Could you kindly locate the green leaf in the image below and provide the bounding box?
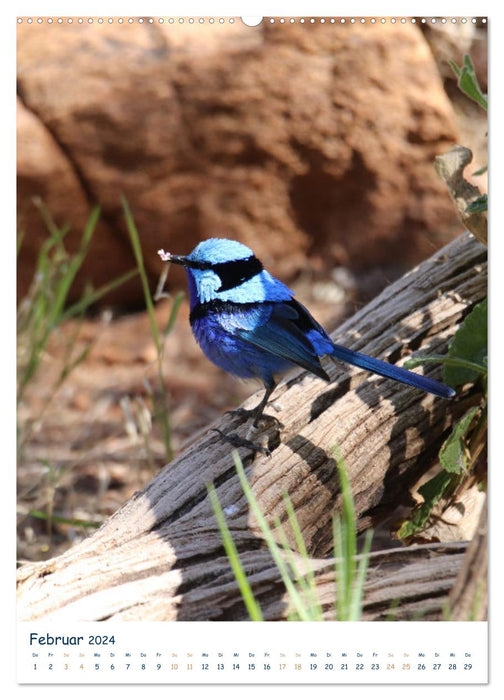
[403,354,486,377]
[466,194,488,213]
[472,165,488,176]
[450,54,487,111]
[439,407,479,474]
[397,470,454,540]
[417,470,453,504]
[448,59,461,78]
[444,299,487,387]
[459,72,488,110]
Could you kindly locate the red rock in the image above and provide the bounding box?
[17,19,463,305]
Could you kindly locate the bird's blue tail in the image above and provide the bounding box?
[330,343,455,399]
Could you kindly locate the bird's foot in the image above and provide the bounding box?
[226,407,283,430]
[212,428,272,457]
[225,406,256,420]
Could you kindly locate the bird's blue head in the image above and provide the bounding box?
[162,237,293,307]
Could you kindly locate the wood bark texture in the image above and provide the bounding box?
[17,232,487,622]
[448,498,487,620]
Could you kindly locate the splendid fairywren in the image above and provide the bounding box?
[159,238,455,436]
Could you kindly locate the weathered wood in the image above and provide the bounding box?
[448,498,487,620]
[16,232,487,621]
[17,534,467,621]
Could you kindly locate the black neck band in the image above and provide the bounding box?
[189,299,260,323]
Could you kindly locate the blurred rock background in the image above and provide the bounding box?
[16,17,487,560]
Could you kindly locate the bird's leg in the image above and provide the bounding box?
[225,381,279,425]
[215,382,279,456]
[243,381,277,447]
[251,381,277,427]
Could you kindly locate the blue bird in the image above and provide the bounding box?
[158,238,455,431]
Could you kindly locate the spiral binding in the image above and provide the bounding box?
[16,17,487,26]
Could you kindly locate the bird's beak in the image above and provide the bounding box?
[158,249,188,266]
[167,254,188,266]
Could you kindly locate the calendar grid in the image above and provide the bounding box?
[17,621,488,684]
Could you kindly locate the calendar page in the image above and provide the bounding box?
[16,5,489,689]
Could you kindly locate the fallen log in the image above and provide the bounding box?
[17,231,487,621]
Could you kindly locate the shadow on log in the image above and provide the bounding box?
[17,232,487,621]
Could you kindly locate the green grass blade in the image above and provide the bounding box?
[121,195,161,354]
[121,195,174,462]
[282,494,324,620]
[333,515,347,619]
[47,206,100,328]
[348,529,373,620]
[61,268,139,321]
[273,513,322,621]
[335,447,356,591]
[28,509,101,529]
[163,291,185,337]
[232,451,312,621]
[331,446,372,620]
[207,483,263,621]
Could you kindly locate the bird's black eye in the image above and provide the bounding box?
[213,255,263,291]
